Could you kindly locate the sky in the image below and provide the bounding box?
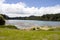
[4,0,60,7]
[0,0,60,17]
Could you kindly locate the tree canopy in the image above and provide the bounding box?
[0,13,60,21]
[0,15,5,25]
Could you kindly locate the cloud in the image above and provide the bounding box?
[38,5,60,16]
[0,0,60,17]
[0,0,5,3]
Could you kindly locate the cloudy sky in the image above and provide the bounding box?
[0,0,60,17]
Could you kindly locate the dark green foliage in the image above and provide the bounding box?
[0,15,5,25]
[1,13,60,21]
[9,13,60,21]
[0,14,9,19]
[0,25,17,29]
[21,13,60,21]
[40,13,60,21]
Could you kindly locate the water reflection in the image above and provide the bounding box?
[6,20,60,29]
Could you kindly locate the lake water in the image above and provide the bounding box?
[6,20,60,29]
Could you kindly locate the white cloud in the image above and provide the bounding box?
[0,0,60,17]
[0,0,5,3]
[38,5,60,16]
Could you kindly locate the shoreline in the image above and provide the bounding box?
[16,26,60,31]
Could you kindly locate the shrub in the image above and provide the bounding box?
[48,27,60,31]
[0,25,17,29]
[0,15,5,25]
[31,27,36,30]
[48,28,54,31]
[54,27,60,31]
[31,27,41,31]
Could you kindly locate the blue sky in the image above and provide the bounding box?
[0,0,60,17]
[4,0,60,8]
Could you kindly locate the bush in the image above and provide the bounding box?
[54,27,60,31]
[48,27,60,31]
[31,27,36,30]
[0,15,5,25]
[31,27,42,31]
[0,25,17,29]
[48,28,54,31]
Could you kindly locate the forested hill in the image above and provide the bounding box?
[0,13,60,21]
[40,13,60,21]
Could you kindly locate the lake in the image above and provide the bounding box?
[6,20,60,29]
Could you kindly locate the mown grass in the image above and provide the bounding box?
[0,28,60,40]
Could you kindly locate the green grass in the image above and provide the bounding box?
[0,28,60,40]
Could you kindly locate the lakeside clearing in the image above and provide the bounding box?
[0,28,60,40]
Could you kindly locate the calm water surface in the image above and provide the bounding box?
[6,20,60,29]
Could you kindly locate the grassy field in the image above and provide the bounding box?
[0,28,60,40]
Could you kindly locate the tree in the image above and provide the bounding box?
[0,15,5,25]
[0,14,9,19]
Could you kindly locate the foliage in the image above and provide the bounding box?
[0,15,5,25]
[0,25,17,29]
[40,13,60,21]
[1,13,60,21]
[48,27,60,31]
[0,14,9,19]
[48,28,54,31]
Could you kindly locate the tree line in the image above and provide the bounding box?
[0,13,60,21]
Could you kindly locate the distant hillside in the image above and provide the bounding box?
[40,13,60,21]
[0,13,60,21]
